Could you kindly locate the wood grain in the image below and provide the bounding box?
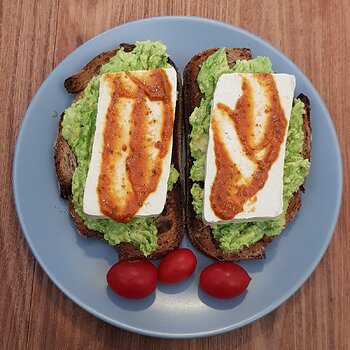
[1,0,349,348]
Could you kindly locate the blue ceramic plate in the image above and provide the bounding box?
[13,17,342,338]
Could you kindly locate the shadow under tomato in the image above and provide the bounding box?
[157,274,195,294]
[106,286,156,311]
[198,287,248,310]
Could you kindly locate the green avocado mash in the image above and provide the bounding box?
[61,41,179,256]
[189,49,310,253]
[167,164,180,191]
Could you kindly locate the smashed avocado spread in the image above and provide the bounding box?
[61,41,179,256]
[189,48,310,253]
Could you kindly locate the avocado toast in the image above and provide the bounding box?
[184,48,311,261]
[55,41,184,259]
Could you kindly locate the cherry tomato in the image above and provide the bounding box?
[199,262,251,299]
[158,248,197,283]
[106,259,158,299]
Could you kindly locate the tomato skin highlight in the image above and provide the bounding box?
[199,262,251,299]
[158,248,197,283]
[106,259,158,299]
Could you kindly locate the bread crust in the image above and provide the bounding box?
[54,44,184,259]
[183,48,311,261]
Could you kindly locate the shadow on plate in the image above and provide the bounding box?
[75,235,117,266]
[106,287,156,311]
[240,221,296,274]
[157,274,195,294]
[198,287,248,310]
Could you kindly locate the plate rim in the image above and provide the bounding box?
[12,15,343,338]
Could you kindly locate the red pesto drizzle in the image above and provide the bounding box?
[210,73,287,220]
[97,69,174,223]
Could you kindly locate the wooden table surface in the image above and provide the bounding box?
[1,0,349,349]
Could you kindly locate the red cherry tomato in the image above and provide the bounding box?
[106,259,158,299]
[199,262,251,299]
[158,248,197,283]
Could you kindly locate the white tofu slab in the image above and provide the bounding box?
[203,73,296,224]
[83,67,177,219]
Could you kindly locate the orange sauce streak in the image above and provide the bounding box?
[97,69,174,223]
[210,73,287,220]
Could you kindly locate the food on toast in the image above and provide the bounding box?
[55,41,184,259]
[184,48,311,261]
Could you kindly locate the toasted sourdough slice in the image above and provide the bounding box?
[54,43,184,260]
[183,48,311,261]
